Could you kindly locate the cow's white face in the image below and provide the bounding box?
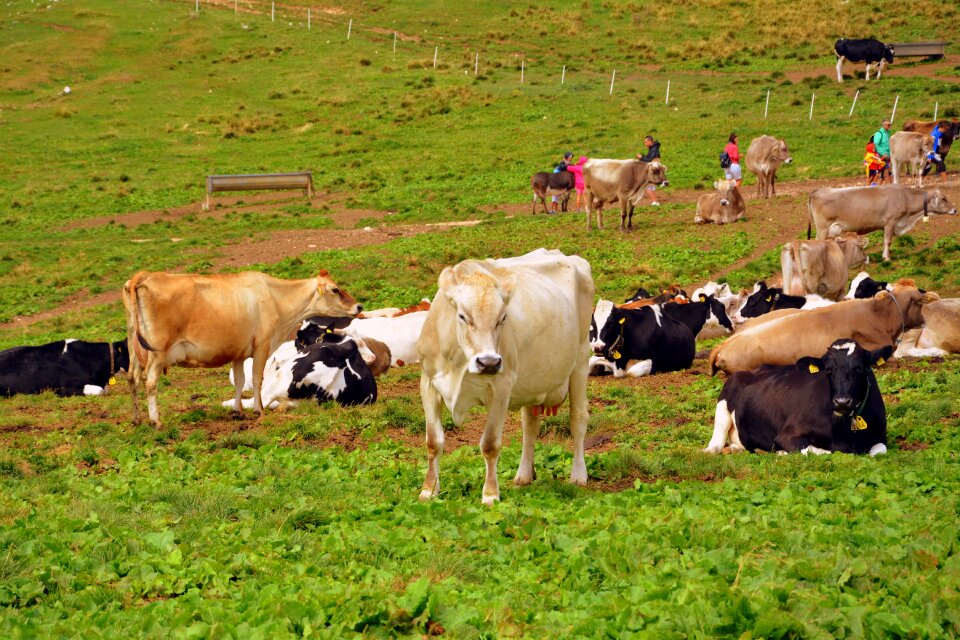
[776,141,793,163]
[928,190,958,216]
[442,271,512,375]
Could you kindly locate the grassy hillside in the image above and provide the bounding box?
[2,2,960,637]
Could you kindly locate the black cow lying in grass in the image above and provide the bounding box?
[845,272,893,300]
[0,339,129,397]
[590,303,695,377]
[734,281,833,322]
[704,339,892,456]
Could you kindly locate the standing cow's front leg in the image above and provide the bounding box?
[882,224,895,261]
[479,390,511,505]
[419,375,445,500]
[514,406,541,486]
[836,56,845,82]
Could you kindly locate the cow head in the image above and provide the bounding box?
[712,179,738,206]
[296,316,354,350]
[845,272,891,300]
[735,281,780,321]
[439,265,512,375]
[316,270,362,316]
[884,45,895,64]
[834,233,869,267]
[590,299,615,350]
[925,190,958,216]
[595,306,629,360]
[882,284,940,329]
[697,293,734,333]
[647,160,669,187]
[796,339,892,415]
[774,140,792,164]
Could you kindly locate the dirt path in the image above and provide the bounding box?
[784,54,960,83]
[6,176,960,329]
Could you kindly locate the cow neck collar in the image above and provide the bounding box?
[887,293,906,344]
[852,377,872,421]
[608,317,628,359]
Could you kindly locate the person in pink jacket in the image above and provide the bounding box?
[567,156,588,212]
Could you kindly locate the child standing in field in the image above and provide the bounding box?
[567,156,588,212]
[723,133,742,187]
[864,140,886,186]
[551,152,574,213]
[636,135,662,206]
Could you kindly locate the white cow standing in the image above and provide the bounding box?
[417,249,595,505]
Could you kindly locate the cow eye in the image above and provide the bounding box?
[331,287,340,294]
[458,313,467,323]
[497,315,507,327]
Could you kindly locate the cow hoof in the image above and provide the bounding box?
[481,494,501,506]
[418,488,437,501]
[702,445,722,455]
[513,474,534,487]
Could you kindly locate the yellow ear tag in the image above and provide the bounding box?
[611,350,621,360]
[108,377,116,386]
[852,416,868,431]
[618,317,626,325]
[765,295,772,302]
[808,364,820,374]
[922,215,930,223]
[326,329,333,334]
[699,294,707,302]
[875,357,885,367]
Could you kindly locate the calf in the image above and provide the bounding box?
[0,339,129,397]
[704,339,892,456]
[592,303,696,377]
[781,234,869,300]
[845,272,893,300]
[695,180,745,224]
[890,131,934,186]
[745,136,792,198]
[835,38,894,82]
[734,281,833,322]
[531,171,574,214]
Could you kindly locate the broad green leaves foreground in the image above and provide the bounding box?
[1,358,959,638]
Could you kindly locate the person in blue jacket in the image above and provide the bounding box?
[922,121,949,183]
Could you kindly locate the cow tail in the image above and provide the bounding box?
[125,275,155,367]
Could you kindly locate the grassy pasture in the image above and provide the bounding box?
[2,1,960,637]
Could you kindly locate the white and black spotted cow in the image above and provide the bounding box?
[0,339,129,397]
[734,281,833,322]
[835,38,894,82]
[663,295,734,338]
[845,272,894,300]
[224,322,376,410]
[704,339,892,456]
[591,302,695,377]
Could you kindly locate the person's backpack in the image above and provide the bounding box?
[719,151,732,169]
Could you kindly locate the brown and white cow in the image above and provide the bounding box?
[417,249,594,505]
[695,179,745,225]
[903,119,959,162]
[582,159,668,231]
[530,171,574,215]
[745,136,792,198]
[781,234,869,300]
[807,185,957,261]
[890,131,935,187]
[710,282,938,374]
[123,269,361,426]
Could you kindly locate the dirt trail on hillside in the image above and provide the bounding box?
[6,176,960,329]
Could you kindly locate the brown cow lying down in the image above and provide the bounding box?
[895,298,960,358]
[781,233,868,300]
[695,180,745,225]
[710,281,938,374]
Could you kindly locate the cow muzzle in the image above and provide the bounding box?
[832,395,854,414]
[470,353,503,375]
[719,198,729,206]
[784,158,793,164]
[660,180,670,187]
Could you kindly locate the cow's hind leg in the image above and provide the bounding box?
[231,360,246,414]
[127,341,143,425]
[514,406,540,486]
[836,56,845,82]
[419,376,445,500]
[567,357,589,486]
[144,355,164,427]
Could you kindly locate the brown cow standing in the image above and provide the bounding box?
[781,234,869,300]
[890,131,934,187]
[123,270,361,426]
[807,185,957,260]
[695,179,745,224]
[745,136,792,198]
[582,159,669,231]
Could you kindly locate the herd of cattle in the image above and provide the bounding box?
[2,133,959,503]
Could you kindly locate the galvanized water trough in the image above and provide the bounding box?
[203,172,314,211]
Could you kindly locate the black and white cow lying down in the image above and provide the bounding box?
[0,339,129,397]
[704,339,892,456]
[734,281,833,322]
[845,272,893,300]
[590,302,695,377]
[224,320,379,410]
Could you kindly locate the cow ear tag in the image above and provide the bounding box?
[611,350,621,360]
[853,416,868,431]
[618,317,626,324]
[326,329,333,334]
[765,295,772,302]
[808,364,820,374]
[699,294,707,302]
[875,357,885,367]
[922,215,930,223]
[108,377,116,386]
